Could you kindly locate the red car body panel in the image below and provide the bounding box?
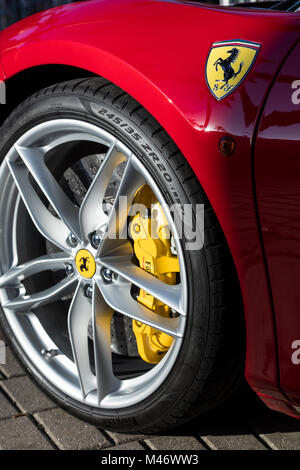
[0,60,4,83]
[0,0,300,417]
[256,41,300,407]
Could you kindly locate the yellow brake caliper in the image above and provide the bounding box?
[130,185,180,364]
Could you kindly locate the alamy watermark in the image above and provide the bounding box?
[291,340,300,365]
[106,199,205,251]
[0,340,6,365]
[291,80,300,104]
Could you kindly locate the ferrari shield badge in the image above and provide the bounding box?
[75,249,96,279]
[206,40,260,100]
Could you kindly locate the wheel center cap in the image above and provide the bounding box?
[75,249,96,279]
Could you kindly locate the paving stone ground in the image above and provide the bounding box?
[1,330,300,450]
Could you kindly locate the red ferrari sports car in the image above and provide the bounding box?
[0,0,299,433]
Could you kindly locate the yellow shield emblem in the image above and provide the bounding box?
[205,40,260,100]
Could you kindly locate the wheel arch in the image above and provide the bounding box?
[0,64,97,125]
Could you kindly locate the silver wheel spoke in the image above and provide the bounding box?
[100,255,185,315]
[3,276,78,312]
[15,144,81,239]
[39,130,110,152]
[0,253,72,288]
[99,156,146,257]
[68,282,95,398]
[6,157,72,252]
[96,276,183,338]
[79,143,127,243]
[11,144,80,240]
[93,284,119,405]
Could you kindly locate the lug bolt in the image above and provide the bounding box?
[68,233,78,247]
[102,268,114,283]
[170,308,179,318]
[91,233,101,248]
[65,264,74,276]
[41,348,59,359]
[85,284,93,299]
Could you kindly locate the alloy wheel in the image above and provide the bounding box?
[0,119,188,409]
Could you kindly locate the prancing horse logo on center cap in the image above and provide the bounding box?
[75,249,96,279]
[205,39,260,100]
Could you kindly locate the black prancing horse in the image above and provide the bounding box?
[214,48,243,89]
[80,257,89,272]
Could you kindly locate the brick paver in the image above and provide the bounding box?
[0,389,17,420]
[197,426,266,450]
[106,441,145,450]
[248,410,300,450]
[34,408,111,450]
[0,416,54,450]
[145,436,206,451]
[106,431,151,446]
[0,376,55,413]
[194,413,267,450]
[0,346,25,379]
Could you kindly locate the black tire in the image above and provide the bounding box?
[0,77,245,433]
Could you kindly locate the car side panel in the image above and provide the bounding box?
[255,41,300,404]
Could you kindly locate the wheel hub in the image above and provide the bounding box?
[75,249,96,279]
